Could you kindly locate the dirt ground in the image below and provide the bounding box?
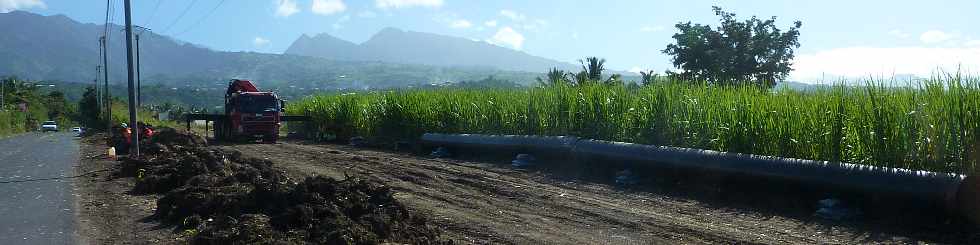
[74,136,189,244]
[73,133,977,244]
[225,141,978,244]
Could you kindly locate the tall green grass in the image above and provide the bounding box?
[288,76,979,174]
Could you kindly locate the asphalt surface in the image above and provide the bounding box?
[0,132,80,244]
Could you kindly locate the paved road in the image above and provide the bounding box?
[0,132,80,244]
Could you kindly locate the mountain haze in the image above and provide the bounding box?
[286,28,578,72]
[0,11,540,88]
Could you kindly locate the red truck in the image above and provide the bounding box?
[185,79,307,143]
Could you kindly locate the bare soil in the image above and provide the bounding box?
[225,141,980,244]
[74,135,190,244]
[74,130,978,244]
[77,129,444,244]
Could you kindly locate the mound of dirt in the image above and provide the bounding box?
[271,176,441,244]
[118,127,443,244]
[152,127,208,147]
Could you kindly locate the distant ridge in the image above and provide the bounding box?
[285,27,577,72]
[0,11,540,87]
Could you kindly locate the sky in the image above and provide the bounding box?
[5,0,980,83]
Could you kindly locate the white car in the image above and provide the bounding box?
[71,127,82,133]
[41,121,58,132]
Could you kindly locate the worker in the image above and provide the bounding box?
[138,122,154,139]
[118,123,132,154]
[143,124,154,138]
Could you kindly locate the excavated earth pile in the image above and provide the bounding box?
[118,128,444,244]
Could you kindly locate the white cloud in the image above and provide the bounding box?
[489,26,524,50]
[499,9,525,21]
[358,10,377,18]
[888,29,910,39]
[484,20,498,27]
[920,30,958,44]
[275,0,299,17]
[450,19,472,29]
[0,0,45,13]
[375,0,443,9]
[311,0,346,15]
[332,14,351,29]
[791,46,980,81]
[966,40,980,47]
[253,37,270,47]
[640,26,664,32]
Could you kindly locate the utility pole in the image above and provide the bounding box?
[123,0,139,156]
[95,65,102,111]
[136,33,141,108]
[101,36,111,131]
[134,26,150,108]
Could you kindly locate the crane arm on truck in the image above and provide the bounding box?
[226,79,259,95]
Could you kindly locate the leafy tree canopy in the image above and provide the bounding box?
[663,6,802,87]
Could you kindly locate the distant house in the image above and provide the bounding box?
[158,111,170,121]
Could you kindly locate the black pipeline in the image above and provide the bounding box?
[421,133,979,224]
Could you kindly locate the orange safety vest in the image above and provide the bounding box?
[122,128,132,144]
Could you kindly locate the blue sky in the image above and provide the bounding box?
[6,0,980,82]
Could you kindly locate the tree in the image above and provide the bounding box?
[78,86,103,128]
[451,76,522,89]
[662,6,801,87]
[639,70,659,85]
[536,68,572,86]
[579,57,606,83]
[44,91,68,120]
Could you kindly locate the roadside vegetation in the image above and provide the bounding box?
[0,77,75,136]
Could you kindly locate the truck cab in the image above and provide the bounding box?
[226,91,283,142]
[208,79,285,143]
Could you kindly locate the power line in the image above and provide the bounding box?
[172,0,226,37]
[142,0,162,27]
[159,0,199,34]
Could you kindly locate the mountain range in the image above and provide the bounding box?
[285,28,577,72]
[0,11,559,88]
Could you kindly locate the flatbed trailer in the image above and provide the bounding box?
[184,113,310,142]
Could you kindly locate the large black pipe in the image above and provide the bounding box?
[421,133,976,222]
[573,140,963,205]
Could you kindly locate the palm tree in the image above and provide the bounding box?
[579,57,605,83]
[639,70,659,85]
[537,68,571,86]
